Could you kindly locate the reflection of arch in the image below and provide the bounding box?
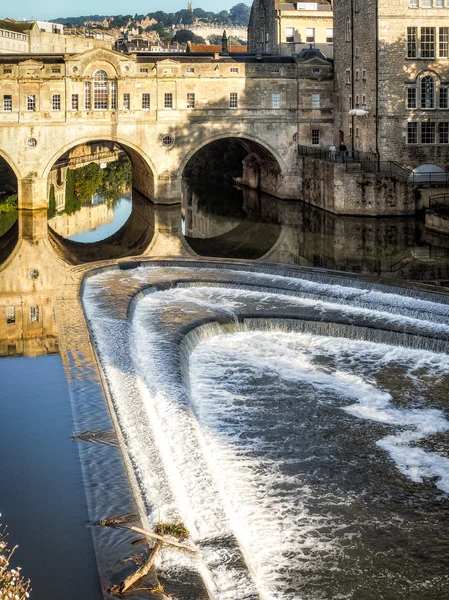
[179,133,286,176]
[41,136,157,199]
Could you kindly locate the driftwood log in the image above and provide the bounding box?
[104,523,197,595]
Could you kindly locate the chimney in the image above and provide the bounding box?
[221,30,229,55]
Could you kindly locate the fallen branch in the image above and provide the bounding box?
[110,540,163,595]
[121,525,197,553]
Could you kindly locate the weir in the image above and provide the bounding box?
[79,259,449,599]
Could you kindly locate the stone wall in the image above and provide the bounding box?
[299,156,416,216]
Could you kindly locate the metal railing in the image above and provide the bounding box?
[298,145,449,187]
[429,193,449,212]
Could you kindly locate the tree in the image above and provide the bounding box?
[176,9,195,25]
[48,184,56,219]
[64,168,79,215]
[74,162,104,201]
[217,10,232,24]
[229,3,251,25]
[173,30,205,44]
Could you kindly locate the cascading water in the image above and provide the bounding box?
[83,263,449,599]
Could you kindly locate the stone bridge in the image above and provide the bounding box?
[0,47,302,214]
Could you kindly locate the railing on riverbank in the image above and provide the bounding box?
[298,145,449,187]
[429,193,449,213]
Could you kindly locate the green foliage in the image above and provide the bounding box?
[74,162,104,201]
[0,194,18,237]
[173,30,205,44]
[155,523,189,541]
[64,168,80,215]
[48,184,56,219]
[98,159,132,206]
[229,3,251,25]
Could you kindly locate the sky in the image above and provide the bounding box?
[6,0,249,21]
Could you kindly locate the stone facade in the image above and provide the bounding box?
[334,0,449,170]
[248,1,333,57]
[0,47,314,208]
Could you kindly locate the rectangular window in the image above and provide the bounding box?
[362,69,366,80]
[349,96,353,109]
[440,27,449,57]
[187,92,195,109]
[84,81,91,110]
[230,92,238,108]
[140,67,149,73]
[346,69,351,84]
[142,93,150,109]
[436,0,444,6]
[422,0,432,6]
[312,93,320,109]
[407,27,418,58]
[326,28,333,43]
[71,94,79,110]
[440,87,449,108]
[230,67,239,73]
[110,81,117,110]
[421,121,436,143]
[186,67,195,73]
[407,87,417,109]
[3,95,12,111]
[52,94,61,111]
[272,92,281,108]
[6,306,15,325]
[164,93,173,109]
[3,68,12,74]
[356,95,359,107]
[306,28,315,43]
[30,306,39,323]
[421,27,436,58]
[311,129,320,145]
[356,70,359,81]
[123,93,130,109]
[285,27,294,43]
[27,94,36,111]
[94,77,108,110]
[409,0,418,6]
[407,122,418,144]
[439,122,449,143]
[51,67,61,73]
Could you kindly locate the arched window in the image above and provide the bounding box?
[421,75,435,109]
[93,70,108,110]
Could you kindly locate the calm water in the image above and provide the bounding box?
[0,355,102,599]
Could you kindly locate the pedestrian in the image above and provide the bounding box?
[339,142,347,162]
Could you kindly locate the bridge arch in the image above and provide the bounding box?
[178,132,287,178]
[0,148,22,181]
[42,136,158,200]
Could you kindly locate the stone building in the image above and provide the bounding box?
[248,1,333,57]
[334,0,449,170]
[0,19,112,54]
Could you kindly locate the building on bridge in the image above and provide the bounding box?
[248,1,333,58]
[333,0,449,172]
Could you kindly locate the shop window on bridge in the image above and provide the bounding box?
[93,70,108,110]
[6,306,15,325]
[84,81,91,110]
[187,93,195,109]
[272,93,281,109]
[230,92,238,109]
[110,80,117,110]
[142,93,151,109]
[3,95,12,111]
[164,93,173,109]
[312,93,321,109]
[123,93,130,109]
[311,129,320,145]
[30,306,39,323]
[71,94,79,110]
[52,94,61,111]
[27,94,36,111]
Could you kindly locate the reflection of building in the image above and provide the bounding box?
[48,203,115,238]
[184,189,244,238]
[248,1,333,57]
[0,293,58,357]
